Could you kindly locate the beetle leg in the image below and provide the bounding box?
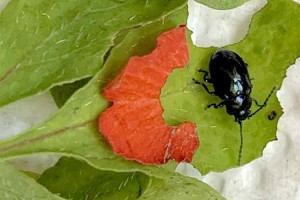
[192,78,216,95]
[248,87,276,119]
[198,69,212,83]
[207,101,226,109]
[252,98,264,107]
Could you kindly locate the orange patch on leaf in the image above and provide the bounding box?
[99,26,199,164]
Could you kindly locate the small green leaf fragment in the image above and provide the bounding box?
[194,0,249,10]
[0,161,64,200]
[140,174,225,200]
[50,77,91,108]
[22,170,41,180]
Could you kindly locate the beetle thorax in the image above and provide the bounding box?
[234,95,244,107]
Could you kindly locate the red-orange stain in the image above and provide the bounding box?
[99,26,199,164]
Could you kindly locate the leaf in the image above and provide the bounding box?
[0,161,64,200]
[22,170,41,180]
[194,0,249,10]
[38,157,150,200]
[38,157,225,200]
[141,175,225,200]
[161,0,300,174]
[49,27,134,108]
[0,6,188,175]
[0,0,187,108]
[50,77,90,108]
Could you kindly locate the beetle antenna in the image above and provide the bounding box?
[248,86,276,119]
[238,120,243,166]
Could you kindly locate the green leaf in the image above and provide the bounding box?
[49,26,134,108]
[38,157,225,200]
[38,157,150,200]
[0,6,187,175]
[49,26,135,108]
[0,0,187,108]
[141,175,225,200]
[22,170,41,180]
[194,0,249,10]
[50,77,91,108]
[0,161,64,200]
[161,0,300,174]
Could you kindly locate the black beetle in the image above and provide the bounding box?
[193,49,275,122]
[193,49,275,165]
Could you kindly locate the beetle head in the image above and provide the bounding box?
[235,109,251,122]
[234,96,252,121]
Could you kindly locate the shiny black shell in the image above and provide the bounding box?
[209,50,252,120]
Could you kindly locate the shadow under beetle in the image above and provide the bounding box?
[193,49,275,165]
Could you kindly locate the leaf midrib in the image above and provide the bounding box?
[0,119,94,153]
